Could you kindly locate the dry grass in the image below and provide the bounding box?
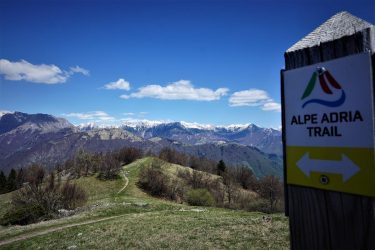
[74,174,123,204]
[2,209,289,250]
[0,158,290,249]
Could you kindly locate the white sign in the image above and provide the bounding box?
[283,52,375,197]
[284,52,374,148]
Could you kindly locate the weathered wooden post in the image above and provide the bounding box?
[281,12,375,250]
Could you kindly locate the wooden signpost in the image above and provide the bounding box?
[281,12,375,250]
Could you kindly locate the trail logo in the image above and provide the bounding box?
[301,67,346,108]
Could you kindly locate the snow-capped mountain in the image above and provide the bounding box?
[77,122,121,131]
[0,110,13,117]
[119,120,282,155]
[0,112,282,178]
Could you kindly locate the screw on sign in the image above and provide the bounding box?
[319,175,329,185]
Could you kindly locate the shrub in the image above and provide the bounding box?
[0,205,45,226]
[116,147,143,165]
[177,169,207,189]
[138,160,171,197]
[189,156,216,174]
[1,170,87,226]
[97,153,122,180]
[159,148,189,166]
[61,181,87,210]
[208,179,225,206]
[167,182,185,203]
[243,198,270,213]
[138,160,185,201]
[186,188,215,207]
[178,169,225,207]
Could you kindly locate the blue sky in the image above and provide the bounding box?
[0,0,374,128]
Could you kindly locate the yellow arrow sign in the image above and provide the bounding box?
[287,146,375,197]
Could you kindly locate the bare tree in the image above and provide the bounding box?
[258,175,283,213]
[159,148,188,166]
[117,147,143,165]
[222,173,239,206]
[98,153,122,180]
[232,166,257,190]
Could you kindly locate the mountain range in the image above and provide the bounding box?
[0,112,283,178]
[81,120,282,155]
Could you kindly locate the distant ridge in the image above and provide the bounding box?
[78,119,269,131]
[0,112,282,177]
[0,111,73,134]
[119,121,281,155]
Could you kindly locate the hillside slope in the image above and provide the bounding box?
[0,158,289,249]
[0,112,282,178]
[172,143,282,178]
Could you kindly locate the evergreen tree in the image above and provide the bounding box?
[217,160,226,176]
[7,169,17,192]
[16,168,25,189]
[0,171,7,194]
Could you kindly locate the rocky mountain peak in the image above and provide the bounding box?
[0,112,73,135]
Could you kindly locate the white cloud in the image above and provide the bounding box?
[122,112,148,118]
[229,89,270,107]
[120,94,130,99]
[262,102,281,111]
[104,78,130,90]
[63,111,114,121]
[0,59,89,84]
[69,66,90,76]
[229,89,281,112]
[121,80,229,101]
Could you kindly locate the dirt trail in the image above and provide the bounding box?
[0,214,126,247]
[117,170,129,194]
[0,169,131,247]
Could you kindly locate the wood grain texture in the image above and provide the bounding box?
[287,12,373,53]
[283,14,375,250]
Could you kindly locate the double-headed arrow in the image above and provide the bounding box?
[296,153,359,182]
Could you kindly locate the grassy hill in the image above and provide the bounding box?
[0,158,289,249]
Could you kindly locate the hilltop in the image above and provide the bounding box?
[0,158,289,249]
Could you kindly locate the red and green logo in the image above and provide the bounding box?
[301,67,346,108]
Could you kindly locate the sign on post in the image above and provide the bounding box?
[283,52,375,197]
